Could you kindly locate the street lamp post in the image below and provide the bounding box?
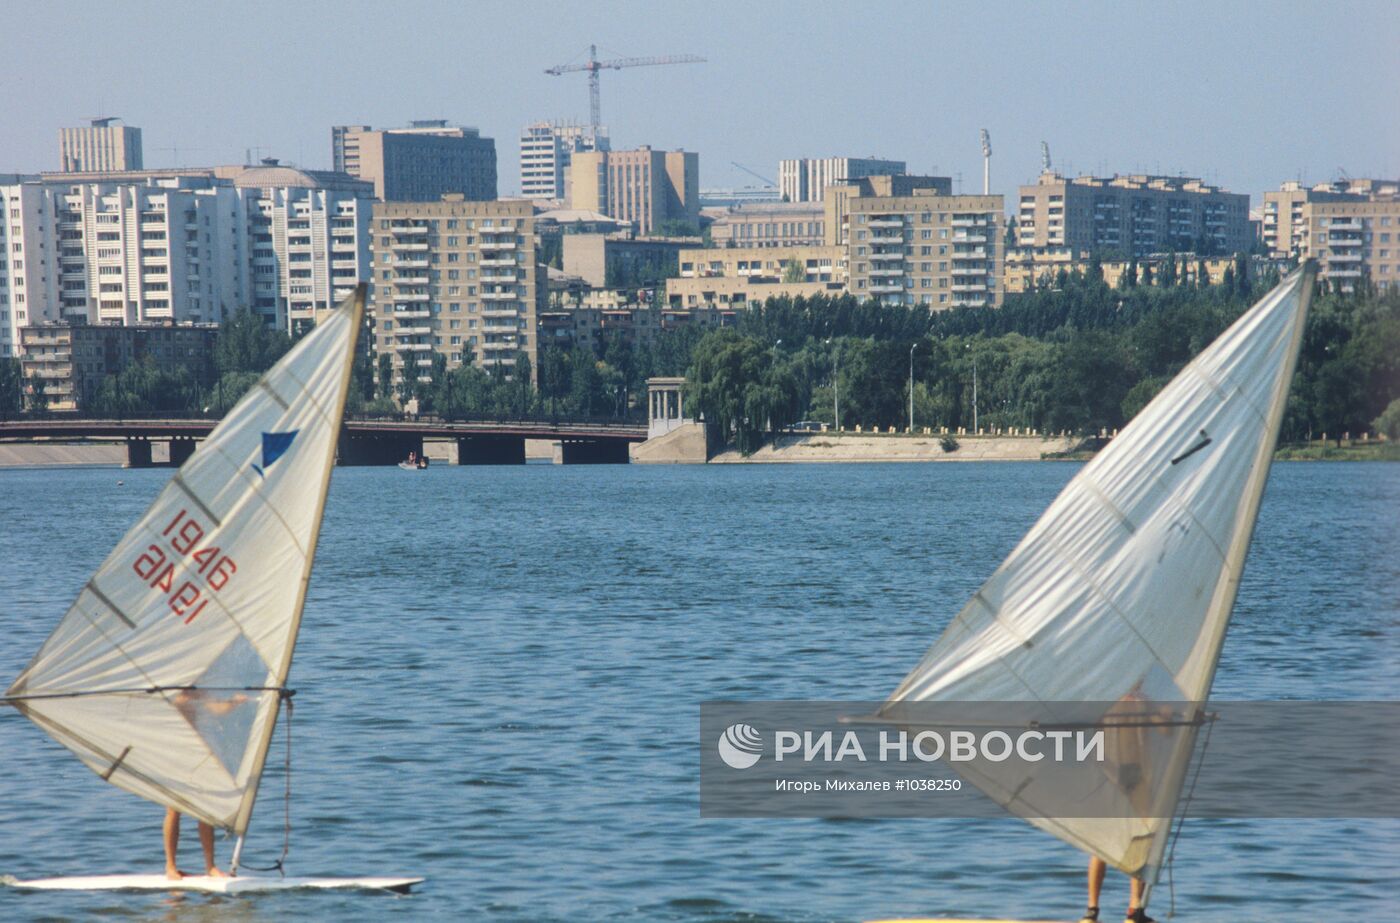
[966,342,978,434]
[826,338,840,431]
[908,342,919,433]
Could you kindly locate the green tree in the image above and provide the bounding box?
[214,309,292,375]
[0,358,23,419]
[1374,397,1400,441]
[781,259,805,283]
[377,353,395,401]
[685,330,801,454]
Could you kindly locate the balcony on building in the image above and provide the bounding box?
[868,282,905,294]
[391,304,431,318]
[390,223,429,236]
[481,256,517,267]
[868,217,905,229]
[393,274,431,285]
[868,267,903,277]
[396,291,431,302]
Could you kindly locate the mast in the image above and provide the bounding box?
[231,285,365,839]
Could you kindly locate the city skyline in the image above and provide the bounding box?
[2,1,1396,201]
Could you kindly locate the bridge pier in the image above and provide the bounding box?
[456,435,526,465]
[338,433,423,466]
[125,438,153,469]
[559,438,631,465]
[167,438,197,468]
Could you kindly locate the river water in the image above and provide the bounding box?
[0,461,1395,922]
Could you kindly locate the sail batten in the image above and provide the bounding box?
[883,266,1313,894]
[5,286,364,834]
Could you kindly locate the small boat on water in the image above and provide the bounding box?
[398,450,428,470]
[2,285,422,894]
[868,264,1315,922]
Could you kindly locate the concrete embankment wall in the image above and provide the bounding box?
[631,423,710,464]
[709,432,1081,464]
[0,443,130,467]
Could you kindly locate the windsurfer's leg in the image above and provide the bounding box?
[198,820,227,877]
[1126,876,1154,921]
[163,808,183,879]
[1078,856,1105,920]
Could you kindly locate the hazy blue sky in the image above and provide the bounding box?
[4,1,1396,202]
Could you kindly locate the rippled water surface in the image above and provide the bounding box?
[1,461,1396,922]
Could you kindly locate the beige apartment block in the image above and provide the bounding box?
[21,322,217,412]
[59,118,143,172]
[823,174,952,246]
[1260,178,1400,267]
[1301,196,1400,293]
[706,202,827,248]
[561,233,697,288]
[333,121,497,202]
[844,191,1004,309]
[1003,248,1242,293]
[1016,172,1250,257]
[665,276,840,310]
[677,245,846,282]
[369,196,540,388]
[567,147,698,235]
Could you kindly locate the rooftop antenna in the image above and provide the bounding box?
[980,129,991,194]
[1041,141,1052,173]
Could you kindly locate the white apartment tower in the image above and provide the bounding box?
[59,118,143,172]
[519,122,609,201]
[1,164,373,353]
[779,157,907,203]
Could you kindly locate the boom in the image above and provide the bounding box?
[545,44,705,130]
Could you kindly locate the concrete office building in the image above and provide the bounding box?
[844,188,1004,309]
[561,233,698,288]
[779,157,906,203]
[568,147,698,235]
[20,321,218,412]
[1016,172,1251,257]
[519,122,609,201]
[706,202,827,248]
[667,244,847,309]
[369,196,541,387]
[333,121,497,202]
[538,302,731,355]
[59,117,143,172]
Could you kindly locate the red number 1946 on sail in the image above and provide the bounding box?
[130,508,238,624]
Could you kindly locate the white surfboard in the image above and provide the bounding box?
[4,873,424,894]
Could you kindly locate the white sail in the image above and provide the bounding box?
[882,266,1313,888]
[5,286,364,835]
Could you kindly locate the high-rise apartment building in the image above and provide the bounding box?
[843,188,1004,309]
[778,156,906,203]
[568,147,699,235]
[332,121,497,202]
[224,162,373,334]
[59,117,143,172]
[1260,178,1400,262]
[519,122,609,201]
[1283,184,1400,293]
[823,174,952,246]
[1016,172,1251,257]
[369,196,540,388]
[1,163,373,350]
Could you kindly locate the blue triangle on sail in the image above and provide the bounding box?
[261,431,299,469]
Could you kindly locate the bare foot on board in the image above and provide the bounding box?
[165,865,185,880]
[206,866,229,879]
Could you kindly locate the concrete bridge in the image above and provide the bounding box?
[0,417,647,467]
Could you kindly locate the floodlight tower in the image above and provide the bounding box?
[980,129,992,195]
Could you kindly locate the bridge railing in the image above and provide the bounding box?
[2,408,646,429]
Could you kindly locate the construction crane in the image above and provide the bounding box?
[1041,141,1052,172]
[731,161,776,186]
[545,44,705,131]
